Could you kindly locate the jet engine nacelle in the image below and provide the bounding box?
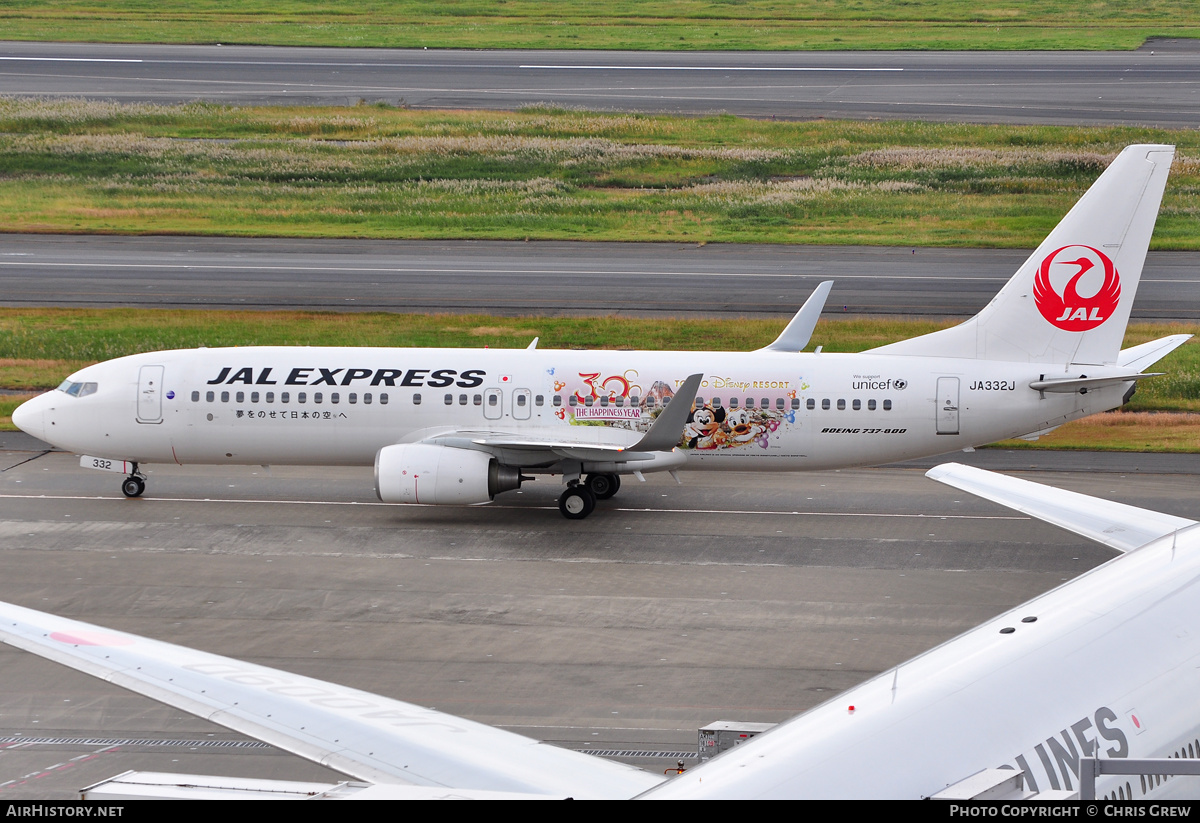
[374,443,522,505]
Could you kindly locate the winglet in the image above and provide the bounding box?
[527,337,539,350]
[631,373,704,452]
[758,281,833,353]
[926,462,1195,553]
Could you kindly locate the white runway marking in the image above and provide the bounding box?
[520,65,904,72]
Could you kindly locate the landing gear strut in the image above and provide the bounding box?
[585,473,621,500]
[558,483,596,519]
[121,463,146,498]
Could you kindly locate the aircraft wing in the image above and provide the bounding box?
[927,462,1195,553]
[429,373,705,463]
[0,601,664,799]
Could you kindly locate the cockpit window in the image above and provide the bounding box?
[57,380,98,398]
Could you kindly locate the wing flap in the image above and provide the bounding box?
[926,463,1195,553]
[0,601,663,799]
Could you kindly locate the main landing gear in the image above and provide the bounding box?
[557,473,621,519]
[121,463,146,498]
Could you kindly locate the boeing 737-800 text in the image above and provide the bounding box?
[12,145,1188,518]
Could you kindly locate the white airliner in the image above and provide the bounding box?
[11,145,1189,518]
[2,463,1198,799]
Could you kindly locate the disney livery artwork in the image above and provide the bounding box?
[13,146,1190,519]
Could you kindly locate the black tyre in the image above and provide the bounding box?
[586,473,621,500]
[121,476,145,498]
[558,486,596,519]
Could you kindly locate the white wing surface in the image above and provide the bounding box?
[0,601,664,799]
[926,462,1195,553]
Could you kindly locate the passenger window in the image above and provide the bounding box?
[535,395,544,406]
[348,393,357,404]
[444,394,453,405]
[313,392,321,404]
[599,396,608,407]
[191,391,200,402]
[331,393,339,404]
[413,393,422,405]
[792,398,800,410]
[251,391,260,403]
[266,392,275,403]
[853,399,861,410]
[206,391,214,402]
[614,396,623,407]
[221,391,230,403]
[883,399,892,411]
[380,393,388,405]
[776,398,784,410]
[568,395,577,407]
[298,392,306,404]
[629,395,640,406]
[821,399,830,410]
[459,394,467,405]
[553,395,562,407]
[806,398,815,410]
[281,392,289,403]
[729,397,739,409]
[712,397,721,408]
[837,399,845,410]
[363,393,372,405]
[476,394,484,406]
[868,399,876,411]
[236,391,245,403]
[517,394,527,407]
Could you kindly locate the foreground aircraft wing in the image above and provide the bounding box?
[926,462,1195,553]
[0,601,663,799]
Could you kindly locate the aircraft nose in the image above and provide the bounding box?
[11,394,47,441]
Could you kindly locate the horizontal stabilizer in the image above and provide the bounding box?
[926,463,1195,553]
[0,601,663,798]
[759,280,833,353]
[1117,334,1192,372]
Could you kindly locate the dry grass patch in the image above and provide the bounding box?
[995,412,1200,452]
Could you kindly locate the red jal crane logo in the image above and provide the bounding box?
[1033,244,1121,332]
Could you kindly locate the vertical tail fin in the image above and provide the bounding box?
[870,145,1175,365]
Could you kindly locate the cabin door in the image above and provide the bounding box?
[936,377,959,435]
[137,365,164,424]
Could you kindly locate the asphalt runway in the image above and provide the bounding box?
[1,432,1197,799]
[3,234,1199,321]
[2,40,1199,126]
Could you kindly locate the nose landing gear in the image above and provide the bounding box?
[121,464,146,498]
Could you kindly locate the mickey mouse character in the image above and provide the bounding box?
[684,404,727,450]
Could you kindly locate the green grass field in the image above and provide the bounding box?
[3,101,1198,248]
[0,1,1196,50]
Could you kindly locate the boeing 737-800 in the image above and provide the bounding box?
[1,464,1198,799]
[12,145,1189,518]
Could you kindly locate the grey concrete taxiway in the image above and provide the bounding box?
[3,234,1199,321]
[1,432,1196,798]
[3,40,1200,126]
